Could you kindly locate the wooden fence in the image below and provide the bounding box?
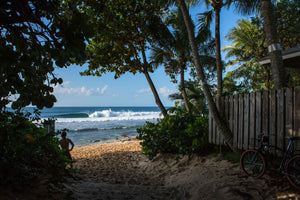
[209,86,300,152]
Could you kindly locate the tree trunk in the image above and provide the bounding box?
[180,66,190,111]
[261,0,287,89]
[141,47,167,117]
[143,70,167,117]
[263,65,271,90]
[214,2,223,103]
[177,0,238,153]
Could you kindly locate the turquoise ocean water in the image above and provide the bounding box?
[13,107,163,146]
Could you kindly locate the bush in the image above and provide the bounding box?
[137,106,210,160]
[0,110,69,187]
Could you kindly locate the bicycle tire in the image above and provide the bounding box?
[240,150,266,178]
[286,155,300,190]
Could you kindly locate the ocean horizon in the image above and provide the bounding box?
[9,106,166,146]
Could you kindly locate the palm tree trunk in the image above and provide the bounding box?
[215,2,223,102]
[180,66,190,111]
[261,0,286,89]
[263,65,271,90]
[141,47,167,117]
[177,0,238,153]
[143,70,167,117]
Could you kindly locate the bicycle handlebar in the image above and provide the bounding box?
[257,134,300,142]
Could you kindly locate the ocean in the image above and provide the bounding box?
[14,107,164,147]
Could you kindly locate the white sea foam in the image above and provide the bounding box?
[56,109,161,122]
[35,106,163,146]
[55,109,161,123]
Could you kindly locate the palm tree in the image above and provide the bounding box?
[141,45,168,117]
[177,0,238,153]
[199,0,233,103]
[232,0,287,89]
[149,7,216,112]
[169,80,209,115]
[223,17,272,90]
[149,9,192,111]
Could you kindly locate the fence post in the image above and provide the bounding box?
[43,119,55,134]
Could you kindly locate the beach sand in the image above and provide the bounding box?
[2,139,299,199]
[67,139,300,200]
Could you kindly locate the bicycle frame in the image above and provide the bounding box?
[241,135,300,189]
[255,135,298,173]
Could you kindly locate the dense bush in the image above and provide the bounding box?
[0,110,69,187]
[137,106,210,160]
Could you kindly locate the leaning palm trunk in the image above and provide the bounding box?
[177,0,238,153]
[180,66,190,111]
[141,47,167,117]
[143,70,167,117]
[261,0,286,89]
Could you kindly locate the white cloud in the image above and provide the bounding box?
[54,82,108,96]
[136,86,174,97]
[136,88,151,94]
[158,86,174,97]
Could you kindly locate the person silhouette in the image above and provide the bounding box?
[59,131,74,167]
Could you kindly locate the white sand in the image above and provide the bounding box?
[67,139,300,199]
[2,139,299,199]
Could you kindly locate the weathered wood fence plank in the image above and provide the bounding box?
[233,95,239,148]
[269,90,277,154]
[277,89,284,154]
[238,94,244,149]
[256,92,262,148]
[209,87,300,152]
[294,87,300,151]
[249,93,256,149]
[243,94,250,150]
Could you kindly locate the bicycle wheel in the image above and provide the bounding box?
[286,155,300,189]
[240,150,266,178]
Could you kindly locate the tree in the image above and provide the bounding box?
[0,0,92,110]
[224,0,300,91]
[232,0,287,89]
[0,0,92,189]
[149,7,195,111]
[273,0,300,49]
[177,0,238,153]
[223,17,272,91]
[80,0,168,116]
[169,80,209,115]
[199,0,233,102]
[261,0,286,89]
[149,5,217,112]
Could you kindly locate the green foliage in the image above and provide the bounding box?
[0,0,92,109]
[223,0,300,93]
[81,0,166,78]
[274,0,300,49]
[0,111,69,187]
[137,106,209,160]
[169,80,209,115]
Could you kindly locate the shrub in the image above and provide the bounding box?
[0,110,69,187]
[137,106,210,160]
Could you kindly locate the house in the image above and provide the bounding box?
[258,45,300,68]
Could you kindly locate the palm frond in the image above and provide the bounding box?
[232,0,260,15]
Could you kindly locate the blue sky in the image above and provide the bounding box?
[53,4,251,107]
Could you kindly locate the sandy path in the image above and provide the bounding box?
[2,139,299,199]
[67,139,300,200]
[67,140,172,200]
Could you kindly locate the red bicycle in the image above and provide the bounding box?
[240,134,300,189]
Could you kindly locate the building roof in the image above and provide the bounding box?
[258,45,300,68]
